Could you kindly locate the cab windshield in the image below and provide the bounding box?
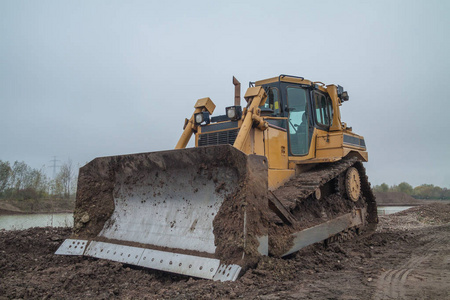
[287,87,310,155]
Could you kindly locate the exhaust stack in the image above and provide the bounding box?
[233,76,241,106]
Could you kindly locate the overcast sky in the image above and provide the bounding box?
[1,0,449,188]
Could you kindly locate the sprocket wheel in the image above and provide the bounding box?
[345,167,361,202]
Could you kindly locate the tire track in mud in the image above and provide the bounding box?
[373,226,449,300]
[375,254,431,299]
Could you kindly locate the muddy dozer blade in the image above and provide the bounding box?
[56,145,270,281]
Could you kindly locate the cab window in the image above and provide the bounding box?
[313,92,333,127]
[261,87,280,115]
[287,87,310,155]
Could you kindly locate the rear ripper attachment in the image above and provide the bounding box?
[56,145,271,281]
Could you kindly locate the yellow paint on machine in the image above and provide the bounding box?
[264,125,289,169]
[177,75,369,191]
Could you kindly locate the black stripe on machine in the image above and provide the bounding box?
[198,129,239,146]
[343,134,366,148]
[200,121,239,133]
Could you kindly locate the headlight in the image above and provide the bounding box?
[195,113,204,124]
[227,107,236,119]
[226,106,242,121]
[194,112,210,125]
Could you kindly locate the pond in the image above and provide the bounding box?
[377,206,413,216]
[0,213,73,231]
[0,206,415,230]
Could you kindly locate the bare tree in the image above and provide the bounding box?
[0,160,50,200]
[55,159,75,199]
[10,161,29,191]
[0,160,11,194]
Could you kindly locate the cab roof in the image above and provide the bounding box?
[255,75,331,93]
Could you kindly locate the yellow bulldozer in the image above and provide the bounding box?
[56,74,377,281]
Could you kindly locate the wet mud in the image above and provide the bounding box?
[2,202,449,299]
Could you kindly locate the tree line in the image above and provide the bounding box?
[373,182,450,200]
[0,159,77,201]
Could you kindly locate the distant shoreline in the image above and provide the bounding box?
[0,199,74,216]
[373,191,450,206]
[0,208,73,216]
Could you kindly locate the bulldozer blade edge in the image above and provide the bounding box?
[57,145,269,281]
[56,240,241,281]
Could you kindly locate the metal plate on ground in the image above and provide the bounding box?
[85,241,144,265]
[55,239,89,255]
[140,248,224,280]
[212,264,241,282]
[83,241,241,281]
[55,239,241,281]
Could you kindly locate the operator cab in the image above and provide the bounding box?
[256,75,336,157]
[194,74,349,160]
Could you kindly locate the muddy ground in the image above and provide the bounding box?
[1,203,450,300]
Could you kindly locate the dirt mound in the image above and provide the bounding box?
[0,227,187,299]
[0,226,367,299]
[378,202,450,231]
[2,203,450,299]
[374,192,425,205]
[395,202,450,224]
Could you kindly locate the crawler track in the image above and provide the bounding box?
[271,156,378,248]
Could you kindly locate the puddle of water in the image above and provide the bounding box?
[377,206,413,216]
[0,213,73,230]
[0,206,414,230]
